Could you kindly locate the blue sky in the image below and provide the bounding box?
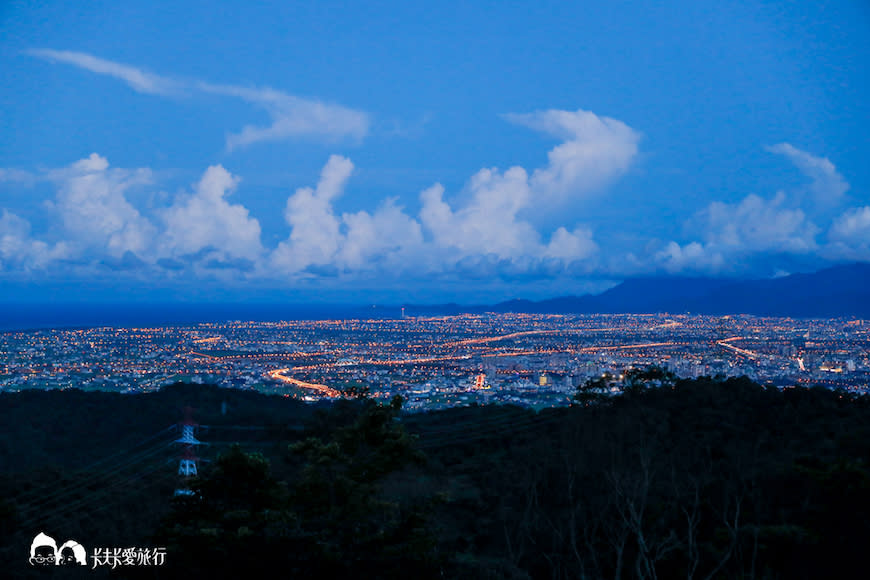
[1,0,868,303]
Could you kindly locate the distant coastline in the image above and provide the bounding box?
[3,263,868,332]
[0,303,387,332]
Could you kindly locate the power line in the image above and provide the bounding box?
[9,425,175,508]
[14,440,175,520]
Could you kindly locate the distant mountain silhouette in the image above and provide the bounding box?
[405,263,870,318]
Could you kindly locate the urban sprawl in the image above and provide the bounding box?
[2,313,868,411]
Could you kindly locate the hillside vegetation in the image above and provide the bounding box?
[2,377,870,578]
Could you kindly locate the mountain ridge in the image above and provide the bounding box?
[404,263,870,318]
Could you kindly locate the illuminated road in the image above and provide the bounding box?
[289,353,473,372]
[716,337,760,359]
[188,350,330,361]
[266,368,341,398]
[572,342,683,353]
[444,327,612,347]
[649,320,682,330]
[445,330,562,347]
[266,336,684,399]
[480,342,684,358]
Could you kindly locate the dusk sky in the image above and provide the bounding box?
[1,1,868,303]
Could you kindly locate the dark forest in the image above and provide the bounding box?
[2,376,870,579]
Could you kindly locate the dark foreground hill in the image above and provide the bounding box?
[2,379,870,579]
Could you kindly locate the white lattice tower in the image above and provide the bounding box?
[174,406,201,496]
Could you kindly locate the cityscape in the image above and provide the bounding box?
[2,2,868,577]
[3,312,867,410]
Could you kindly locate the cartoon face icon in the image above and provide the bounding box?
[60,546,77,565]
[29,532,57,566]
[58,541,87,566]
[32,545,55,565]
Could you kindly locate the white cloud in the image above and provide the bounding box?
[51,153,156,258]
[417,160,600,267]
[420,166,540,259]
[339,200,424,270]
[162,165,263,262]
[655,192,818,274]
[272,142,606,280]
[826,206,870,260]
[767,143,849,203]
[27,49,179,96]
[3,105,634,284]
[0,168,36,186]
[340,108,630,274]
[201,84,370,150]
[544,227,598,262]
[408,108,638,264]
[271,156,425,275]
[505,108,640,201]
[271,158,424,276]
[271,155,353,273]
[5,156,264,272]
[28,49,370,149]
[830,206,870,241]
[699,192,817,253]
[0,210,69,270]
[654,241,724,273]
[651,146,855,275]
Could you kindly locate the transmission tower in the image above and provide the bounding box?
[173,406,202,497]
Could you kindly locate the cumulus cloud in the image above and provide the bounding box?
[830,206,870,240]
[653,145,857,275]
[655,192,818,274]
[261,108,630,278]
[505,108,640,200]
[767,143,849,203]
[699,192,817,253]
[162,165,264,262]
[416,172,598,269]
[420,167,539,259]
[270,155,424,276]
[654,241,724,274]
[28,49,369,149]
[826,206,870,260]
[1,105,633,285]
[425,108,640,252]
[544,227,598,262]
[0,210,69,270]
[271,155,353,274]
[339,200,424,270]
[50,153,156,258]
[416,109,637,268]
[271,145,603,280]
[4,155,263,271]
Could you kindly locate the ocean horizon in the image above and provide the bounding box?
[0,302,397,332]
